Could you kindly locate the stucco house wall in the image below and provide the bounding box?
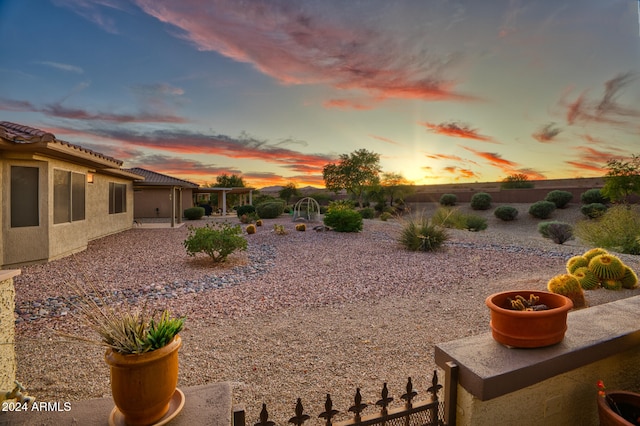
[0,121,142,268]
[133,187,194,219]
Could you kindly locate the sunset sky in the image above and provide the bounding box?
[1,1,639,188]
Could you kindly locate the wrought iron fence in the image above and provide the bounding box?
[233,362,458,426]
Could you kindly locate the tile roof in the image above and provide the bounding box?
[0,121,123,166]
[127,167,199,188]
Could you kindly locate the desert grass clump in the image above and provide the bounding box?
[431,207,467,229]
[398,214,448,252]
[574,205,640,254]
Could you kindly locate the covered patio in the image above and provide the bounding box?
[193,187,255,216]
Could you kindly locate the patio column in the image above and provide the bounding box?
[222,190,227,216]
[249,190,253,205]
[170,187,176,228]
[178,188,183,224]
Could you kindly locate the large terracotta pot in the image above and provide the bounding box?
[105,335,181,425]
[486,291,573,348]
[597,391,640,426]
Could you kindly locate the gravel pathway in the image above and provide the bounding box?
[12,205,640,425]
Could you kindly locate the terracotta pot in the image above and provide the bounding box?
[485,291,573,348]
[105,335,181,426]
[597,391,640,426]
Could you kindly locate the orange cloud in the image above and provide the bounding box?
[369,134,401,146]
[565,161,606,174]
[324,99,377,110]
[425,152,463,161]
[420,121,497,143]
[532,122,562,143]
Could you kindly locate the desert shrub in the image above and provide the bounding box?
[575,205,640,254]
[465,214,487,232]
[236,205,256,217]
[273,224,287,235]
[184,207,205,220]
[359,207,375,219]
[198,204,213,216]
[581,203,608,219]
[494,206,519,221]
[538,221,574,244]
[383,206,396,214]
[581,188,609,205]
[319,206,328,214]
[439,193,457,206]
[183,222,247,263]
[470,192,492,210]
[255,201,284,219]
[323,205,363,232]
[545,190,573,209]
[380,212,393,221]
[398,215,448,252]
[528,201,556,219]
[239,212,259,223]
[431,207,467,229]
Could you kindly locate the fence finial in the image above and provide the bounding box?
[288,398,310,426]
[255,403,275,426]
[401,377,417,408]
[427,370,443,401]
[318,394,339,426]
[348,388,368,422]
[375,382,393,415]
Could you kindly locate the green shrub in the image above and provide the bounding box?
[323,206,363,232]
[183,222,247,263]
[465,214,487,232]
[575,205,640,254]
[470,192,492,210]
[255,201,284,219]
[545,190,573,209]
[359,207,375,219]
[494,206,519,221]
[398,215,448,252]
[236,205,256,217]
[581,188,609,205]
[380,212,393,221]
[439,193,457,206]
[581,203,608,218]
[431,207,467,229]
[184,207,205,220]
[538,221,574,244]
[528,201,556,219]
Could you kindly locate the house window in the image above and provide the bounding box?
[54,170,86,224]
[11,166,39,227]
[109,182,127,214]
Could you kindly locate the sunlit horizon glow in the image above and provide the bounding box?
[1,1,638,188]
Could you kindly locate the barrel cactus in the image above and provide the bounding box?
[566,256,589,274]
[246,224,256,234]
[583,247,608,262]
[588,254,625,280]
[256,219,263,227]
[295,223,306,232]
[547,274,587,308]
[572,267,600,290]
[620,266,639,289]
[601,279,623,290]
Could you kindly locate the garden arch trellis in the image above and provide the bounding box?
[292,197,321,222]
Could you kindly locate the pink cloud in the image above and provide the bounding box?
[324,99,377,110]
[136,1,478,103]
[420,121,497,143]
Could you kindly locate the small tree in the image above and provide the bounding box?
[501,174,534,189]
[601,155,640,203]
[381,172,414,206]
[322,149,382,207]
[278,182,300,204]
[210,173,246,208]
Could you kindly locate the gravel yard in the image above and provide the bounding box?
[13,203,640,425]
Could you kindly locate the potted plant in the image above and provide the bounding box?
[63,285,185,426]
[597,380,640,425]
[485,290,573,348]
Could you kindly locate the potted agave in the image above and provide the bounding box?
[64,284,185,426]
[485,290,573,348]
